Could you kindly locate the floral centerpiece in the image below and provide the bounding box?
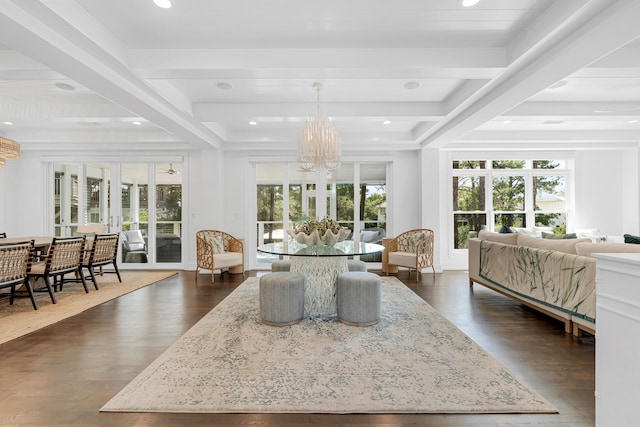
[287,217,351,246]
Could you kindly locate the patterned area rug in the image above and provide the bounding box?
[101,276,557,414]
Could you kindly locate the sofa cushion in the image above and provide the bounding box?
[360,230,381,243]
[541,232,577,239]
[576,242,640,257]
[517,234,591,254]
[478,230,518,245]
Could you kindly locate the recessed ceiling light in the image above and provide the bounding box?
[548,80,568,90]
[132,121,142,125]
[503,120,512,124]
[543,120,564,125]
[249,121,257,126]
[629,120,639,124]
[461,0,480,7]
[55,82,75,91]
[153,0,171,8]
[404,81,421,90]
[217,82,233,90]
[2,121,13,125]
[383,120,391,125]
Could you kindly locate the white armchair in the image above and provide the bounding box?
[196,230,244,283]
[382,228,435,282]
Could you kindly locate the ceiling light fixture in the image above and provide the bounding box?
[54,82,75,91]
[132,121,142,125]
[461,0,480,7]
[297,82,341,172]
[629,120,639,124]
[2,121,13,125]
[153,0,172,8]
[0,136,20,168]
[404,81,421,90]
[249,120,257,126]
[216,82,233,90]
[383,120,391,125]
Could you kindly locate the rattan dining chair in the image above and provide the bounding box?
[29,236,88,303]
[81,233,121,289]
[0,240,38,309]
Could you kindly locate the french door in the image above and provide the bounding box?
[52,161,183,268]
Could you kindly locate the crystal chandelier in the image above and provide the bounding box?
[297,82,341,171]
[0,136,20,168]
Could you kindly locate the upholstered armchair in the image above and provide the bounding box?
[382,228,435,282]
[196,230,244,283]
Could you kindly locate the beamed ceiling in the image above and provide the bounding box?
[0,0,639,155]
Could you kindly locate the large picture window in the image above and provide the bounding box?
[255,162,388,265]
[452,159,570,249]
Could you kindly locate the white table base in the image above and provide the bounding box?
[290,257,348,318]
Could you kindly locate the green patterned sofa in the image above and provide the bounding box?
[469,230,640,336]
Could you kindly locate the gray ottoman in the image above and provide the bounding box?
[271,259,292,272]
[336,271,382,326]
[259,272,305,326]
[347,260,367,272]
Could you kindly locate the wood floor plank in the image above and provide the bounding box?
[0,269,595,426]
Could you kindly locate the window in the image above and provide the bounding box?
[451,159,571,249]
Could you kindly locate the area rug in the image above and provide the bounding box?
[0,270,177,345]
[101,276,557,414]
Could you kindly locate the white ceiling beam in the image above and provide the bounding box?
[459,129,640,143]
[194,102,445,121]
[0,0,221,149]
[502,101,640,117]
[418,0,640,148]
[129,48,506,71]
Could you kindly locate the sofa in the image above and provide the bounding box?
[468,230,640,336]
[357,227,386,262]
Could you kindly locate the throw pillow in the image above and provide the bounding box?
[207,235,225,253]
[406,233,426,253]
[498,225,513,233]
[624,234,640,244]
[541,232,577,240]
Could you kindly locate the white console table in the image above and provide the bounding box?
[594,253,640,427]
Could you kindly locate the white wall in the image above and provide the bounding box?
[574,149,639,236]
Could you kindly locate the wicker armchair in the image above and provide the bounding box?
[196,230,244,283]
[382,228,435,282]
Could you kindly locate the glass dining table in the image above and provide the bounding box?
[257,240,385,318]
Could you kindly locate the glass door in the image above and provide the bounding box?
[52,161,183,268]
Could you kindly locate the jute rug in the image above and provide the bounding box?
[0,270,177,345]
[101,276,557,414]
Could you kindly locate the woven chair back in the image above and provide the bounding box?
[0,240,33,283]
[46,236,85,273]
[89,234,119,264]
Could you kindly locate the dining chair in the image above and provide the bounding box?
[0,240,38,310]
[29,236,88,303]
[0,232,6,238]
[82,233,122,289]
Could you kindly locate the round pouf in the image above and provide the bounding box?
[259,272,305,326]
[271,259,292,272]
[347,260,367,272]
[336,271,382,326]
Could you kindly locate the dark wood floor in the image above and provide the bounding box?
[0,268,595,426]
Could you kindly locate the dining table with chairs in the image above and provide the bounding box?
[0,233,121,310]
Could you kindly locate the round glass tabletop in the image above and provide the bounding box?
[257,240,384,257]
